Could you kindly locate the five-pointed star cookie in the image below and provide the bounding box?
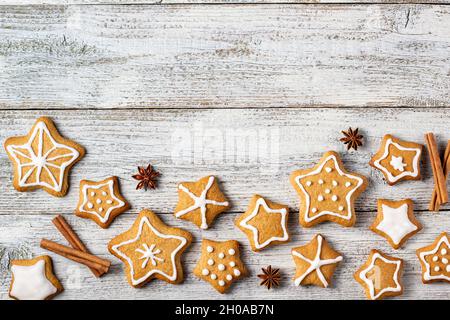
[291,234,343,288]
[290,151,368,227]
[4,117,85,197]
[370,199,421,249]
[235,195,289,251]
[9,255,63,300]
[75,176,130,228]
[369,134,423,186]
[194,239,247,294]
[108,209,192,288]
[354,249,403,300]
[416,232,450,283]
[174,175,230,229]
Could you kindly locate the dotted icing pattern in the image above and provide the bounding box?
[417,233,450,282]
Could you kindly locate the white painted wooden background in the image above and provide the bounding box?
[0,2,449,300]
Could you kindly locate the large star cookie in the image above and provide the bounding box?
[194,239,247,294]
[235,195,289,251]
[370,134,422,185]
[4,117,85,197]
[370,199,421,249]
[75,176,130,228]
[108,209,192,288]
[416,232,450,283]
[9,255,63,300]
[290,151,368,227]
[291,234,343,288]
[354,249,403,300]
[174,175,230,229]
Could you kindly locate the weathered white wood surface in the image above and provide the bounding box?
[3,0,450,4]
[1,5,450,109]
[0,109,449,299]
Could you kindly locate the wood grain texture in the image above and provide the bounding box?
[1,4,450,109]
[3,1,450,5]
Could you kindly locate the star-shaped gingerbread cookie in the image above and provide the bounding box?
[416,232,450,283]
[194,239,247,294]
[370,134,423,185]
[174,175,230,229]
[291,234,343,288]
[370,199,421,249]
[354,249,403,300]
[4,117,85,197]
[235,195,289,251]
[290,151,368,227]
[108,209,192,288]
[75,176,130,228]
[9,255,63,300]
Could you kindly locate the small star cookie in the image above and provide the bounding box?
[194,239,247,294]
[235,195,289,251]
[174,175,230,229]
[9,255,63,300]
[416,232,450,283]
[4,117,85,197]
[290,151,368,227]
[75,176,130,228]
[108,209,192,288]
[291,234,343,288]
[370,199,421,249]
[354,249,403,300]
[369,134,423,185]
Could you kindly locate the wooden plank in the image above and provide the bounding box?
[1,4,450,109]
[3,1,450,5]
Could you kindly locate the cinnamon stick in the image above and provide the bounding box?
[40,239,110,274]
[429,140,450,211]
[425,133,448,205]
[52,215,103,277]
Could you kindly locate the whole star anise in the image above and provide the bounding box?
[257,265,281,290]
[132,164,160,190]
[340,127,363,151]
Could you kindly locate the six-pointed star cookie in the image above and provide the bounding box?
[235,195,289,251]
[174,175,230,229]
[354,249,403,300]
[75,176,130,228]
[291,234,343,288]
[370,199,422,249]
[290,151,368,227]
[9,255,63,300]
[416,232,450,283]
[370,134,423,186]
[194,239,247,294]
[4,117,85,197]
[108,209,192,288]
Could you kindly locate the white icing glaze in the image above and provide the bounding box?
[292,235,343,287]
[207,259,214,266]
[418,234,450,282]
[218,264,225,271]
[6,121,80,192]
[233,269,241,276]
[390,156,406,172]
[10,259,58,300]
[228,249,235,255]
[175,176,229,229]
[202,269,209,276]
[239,197,288,250]
[375,203,418,246]
[207,246,214,253]
[211,274,217,280]
[218,252,225,259]
[229,262,236,267]
[218,280,225,286]
[135,243,164,268]
[226,274,233,281]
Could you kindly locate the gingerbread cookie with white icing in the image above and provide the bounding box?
[370,134,423,186]
[290,151,368,228]
[291,234,343,288]
[75,176,130,228]
[354,249,403,300]
[370,199,421,249]
[9,255,63,300]
[235,195,289,252]
[194,239,247,294]
[174,175,230,229]
[4,117,85,197]
[416,232,450,283]
[108,209,192,288]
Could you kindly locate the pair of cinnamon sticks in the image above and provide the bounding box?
[425,133,450,212]
[41,215,110,277]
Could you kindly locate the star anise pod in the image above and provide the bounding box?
[340,127,363,151]
[257,265,281,290]
[132,164,160,190]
